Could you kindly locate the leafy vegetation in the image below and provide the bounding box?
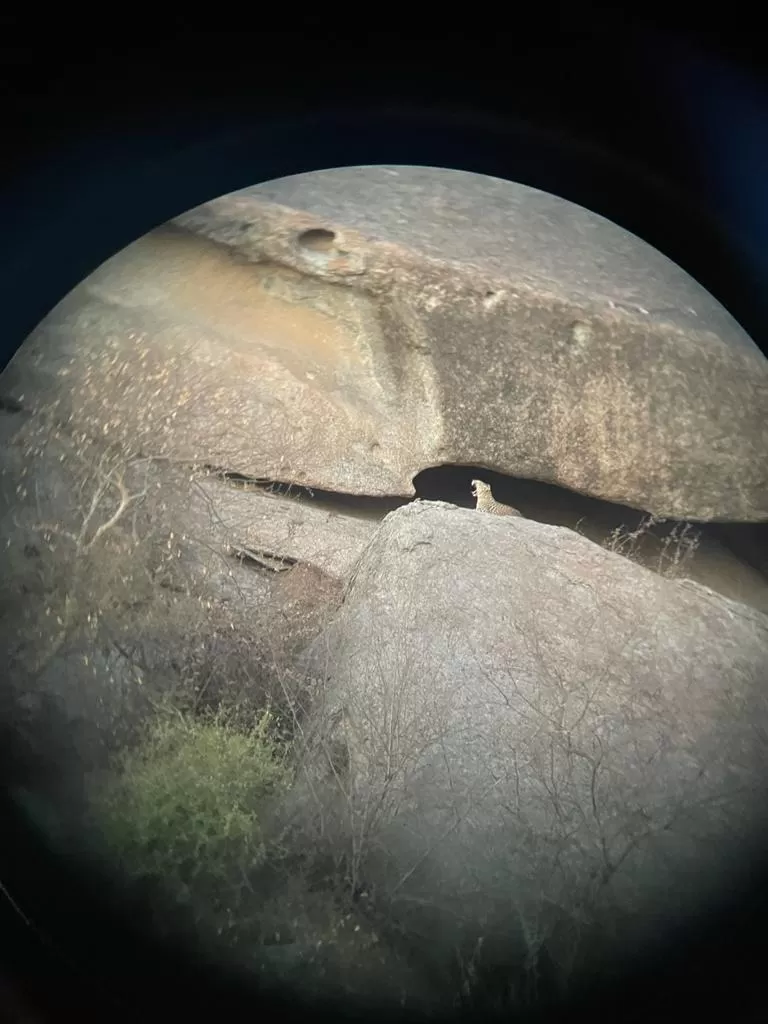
[90,704,291,939]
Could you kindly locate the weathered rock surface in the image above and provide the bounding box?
[293,501,768,984]
[188,477,378,581]
[1,166,765,521]
[2,393,767,1006]
[0,410,352,776]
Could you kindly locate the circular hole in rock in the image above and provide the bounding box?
[297,228,337,252]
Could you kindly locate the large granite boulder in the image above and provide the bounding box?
[1,166,765,521]
[292,500,768,991]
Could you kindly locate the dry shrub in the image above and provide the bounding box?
[604,514,701,578]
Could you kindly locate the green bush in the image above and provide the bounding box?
[91,705,291,925]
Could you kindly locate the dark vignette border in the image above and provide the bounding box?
[0,19,767,1024]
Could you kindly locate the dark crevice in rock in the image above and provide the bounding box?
[210,469,407,519]
[0,395,24,413]
[416,465,665,521]
[206,465,767,588]
[708,522,768,578]
[415,465,768,578]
